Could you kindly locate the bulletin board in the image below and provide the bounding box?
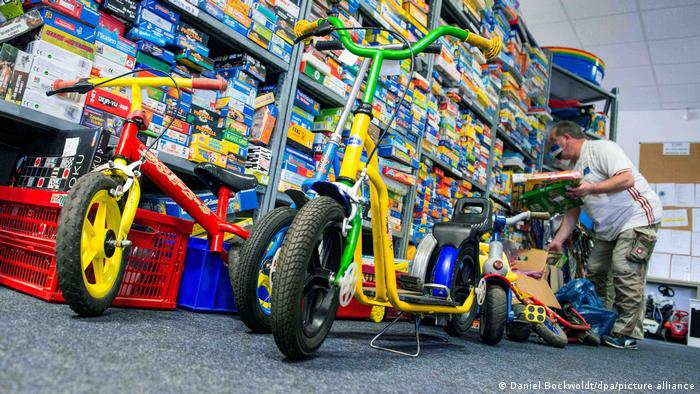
[639,142,700,183]
[639,143,700,285]
[639,142,700,231]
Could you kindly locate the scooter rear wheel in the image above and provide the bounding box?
[271,197,344,360]
[444,243,479,337]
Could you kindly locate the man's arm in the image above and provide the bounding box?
[546,207,580,252]
[566,170,634,198]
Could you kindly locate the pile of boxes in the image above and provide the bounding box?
[194,0,297,63]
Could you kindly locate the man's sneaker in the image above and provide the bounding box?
[602,334,638,349]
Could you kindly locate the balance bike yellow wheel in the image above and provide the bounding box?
[56,173,128,316]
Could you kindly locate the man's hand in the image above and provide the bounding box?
[566,181,597,198]
[546,239,564,253]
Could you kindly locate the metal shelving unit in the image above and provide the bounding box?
[497,127,537,163]
[0,100,91,132]
[297,74,345,107]
[548,63,619,141]
[0,0,559,259]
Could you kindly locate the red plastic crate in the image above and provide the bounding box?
[0,186,193,309]
[336,264,405,321]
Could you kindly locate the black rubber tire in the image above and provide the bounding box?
[479,285,508,345]
[533,319,568,348]
[271,197,344,360]
[230,206,297,333]
[444,243,480,337]
[579,330,601,346]
[507,304,531,342]
[56,173,127,317]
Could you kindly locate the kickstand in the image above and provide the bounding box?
[369,313,422,357]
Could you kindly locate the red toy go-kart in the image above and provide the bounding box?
[662,310,689,344]
[511,284,601,347]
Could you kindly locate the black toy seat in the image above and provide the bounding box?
[432,197,492,247]
[432,222,475,248]
[194,163,258,195]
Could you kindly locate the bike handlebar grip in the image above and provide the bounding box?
[51,79,81,91]
[424,43,443,54]
[530,212,551,221]
[315,40,344,51]
[192,77,227,92]
[465,34,502,60]
[294,19,322,39]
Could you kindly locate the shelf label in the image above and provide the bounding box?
[663,142,690,156]
[169,0,199,16]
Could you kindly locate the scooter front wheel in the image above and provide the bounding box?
[479,284,507,345]
[271,197,344,360]
[56,173,128,316]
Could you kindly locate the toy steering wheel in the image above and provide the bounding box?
[658,284,675,297]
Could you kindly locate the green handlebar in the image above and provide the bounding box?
[327,17,469,60]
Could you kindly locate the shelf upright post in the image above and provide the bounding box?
[396,0,444,258]
[258,0,313,215]
[608,87,619,142]
[538,50,554,172]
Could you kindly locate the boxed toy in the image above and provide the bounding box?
[98,9,125,35]
[0,0,23,20]
[177,20,209,45]
[85,87,130,117]
[249,104,277,145]
[100,0,137,22]
[0,8,43,43]
[24,0,99,27]
[514,170,584,214]
[37,7,96,43]
[5,49,32,103]
[175,48,214,72]
[39,24,95,60]
[0,43,18,98]
[136,0,179,34]
[12,127,110,191]
[213,52,266,81]
[81,105,125,135]
[189,145,227,167]
[21,89,84,122]
[150,138,190,159]
[286,123,313,155]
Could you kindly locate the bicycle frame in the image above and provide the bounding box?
[86,76,249,255]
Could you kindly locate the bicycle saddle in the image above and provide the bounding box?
[194,163,258,195]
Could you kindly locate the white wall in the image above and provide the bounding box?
[616,109,700,167]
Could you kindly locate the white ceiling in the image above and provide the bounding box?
[519,0,700,110]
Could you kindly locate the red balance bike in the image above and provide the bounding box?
[48,74,257,316]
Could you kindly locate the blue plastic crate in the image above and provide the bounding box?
[177,237,236,313]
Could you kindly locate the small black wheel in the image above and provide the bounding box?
[507,304,531,342]
[444,243,480,337]
[533,319,568,348]
[479,284,508,345]
[578,330,601,346]
[231,207,297,333]
[56,172,128,317]
[271,197,344,360]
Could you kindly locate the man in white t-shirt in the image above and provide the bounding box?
[546,121,662,350]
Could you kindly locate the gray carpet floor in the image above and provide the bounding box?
[1,287,699,394]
